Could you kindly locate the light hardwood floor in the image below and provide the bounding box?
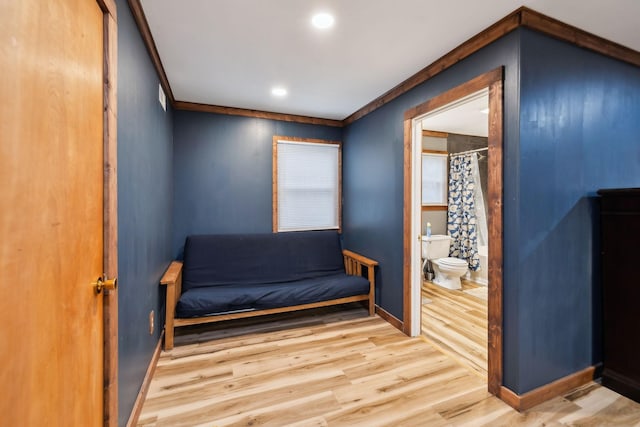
[137,304,640,426]
[421,280,488,377]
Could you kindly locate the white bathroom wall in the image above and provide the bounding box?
[422,211,447,235]
[422,135,447,150]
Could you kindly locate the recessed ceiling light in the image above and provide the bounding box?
[271,87,287,97]
[312,12,334,29]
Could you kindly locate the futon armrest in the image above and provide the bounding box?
[160,261,183,350]
[342,250,378,267]
[342,250,377,316]
[160,261,183,286]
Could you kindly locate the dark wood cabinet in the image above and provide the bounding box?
[598,188,640,403]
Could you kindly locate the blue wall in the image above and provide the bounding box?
[172,111,342,257]
[116,0,174,424]
[344,26,640,396]
[342,31,521,343]
[514,29,640,393]
[114,7,640,415]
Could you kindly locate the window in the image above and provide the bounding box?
[422,152,448,205]
[273,136,341,232]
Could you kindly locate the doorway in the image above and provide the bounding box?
[402,68,504,395]
[420,88,490,378]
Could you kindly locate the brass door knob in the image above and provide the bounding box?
[93,275,118,294]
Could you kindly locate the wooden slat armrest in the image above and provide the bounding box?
[161,261,183,350]
[343,249,377,316]
[342,250,378,267]
[160,261,183,286]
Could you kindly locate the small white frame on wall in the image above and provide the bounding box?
[421,153,448,205]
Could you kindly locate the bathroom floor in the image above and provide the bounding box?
[421,279,488,378]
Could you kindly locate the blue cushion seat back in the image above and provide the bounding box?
[182,230,345,291]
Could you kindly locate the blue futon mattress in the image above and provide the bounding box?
[176,273,369,318]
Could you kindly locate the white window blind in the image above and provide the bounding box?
[277,140,340,232]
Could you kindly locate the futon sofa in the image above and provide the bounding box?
[160,230,377,350]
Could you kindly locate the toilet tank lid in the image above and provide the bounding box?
[423,234,451,241]
[437,257,468,266]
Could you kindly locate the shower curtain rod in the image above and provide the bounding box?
[449,147,488,156]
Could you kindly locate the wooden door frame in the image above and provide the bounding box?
[402,67,504,395]
[97,0,118,425]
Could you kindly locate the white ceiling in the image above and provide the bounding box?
[422,91,489,137]
[140,0,640,121]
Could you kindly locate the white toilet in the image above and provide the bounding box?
[422,235,468,290]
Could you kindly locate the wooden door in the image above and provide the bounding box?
[0,0,109,425]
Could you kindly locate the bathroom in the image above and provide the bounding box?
[421,89,489,290]
[419,90,489,376]
[421,131,489,289]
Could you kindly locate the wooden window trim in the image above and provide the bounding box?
[422,130,449,138]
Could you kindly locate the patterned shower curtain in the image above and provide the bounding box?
[447,153,481,271]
